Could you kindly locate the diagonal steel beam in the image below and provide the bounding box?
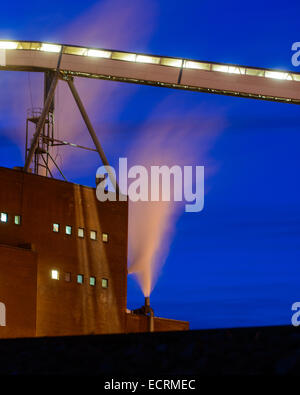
[66,78,119,194]
[24,49,63,172]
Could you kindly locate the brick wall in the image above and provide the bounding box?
[126,313,189,333]
[0,244,37,338]
[0,167,128,336]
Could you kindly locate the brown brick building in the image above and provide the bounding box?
[0,167,188,338]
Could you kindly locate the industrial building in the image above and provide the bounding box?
[1,38,298,338]
[0,166,188,337]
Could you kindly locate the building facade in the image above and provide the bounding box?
[0,167,188,338]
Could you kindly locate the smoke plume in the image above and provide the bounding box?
[127,98,225,296]
[0,1,225,298]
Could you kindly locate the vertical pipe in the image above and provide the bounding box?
[24,74,59,172]
[24,49,63,172]
[44,71,55,113]
[145,297,154,332]
[149,311,154,332]
[145,297,150,308]
[25,119,28,163]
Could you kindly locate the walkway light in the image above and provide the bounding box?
[0,41,17,50]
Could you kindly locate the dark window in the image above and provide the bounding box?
[65,272,71,282]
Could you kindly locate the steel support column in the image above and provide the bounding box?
[66,78,119,194]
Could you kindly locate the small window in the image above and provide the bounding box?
[0,213,8,223]
[77,274,84,284]
[51,270,59,280]
[78,228,84,238]
[102,278,108,289]
[14,215,21,225]
[53,223,60,233]
[102,233,109,243]
[65,272,71,282]
[89,277,96,286]
[90,230,97,240]
[65,225,72,235]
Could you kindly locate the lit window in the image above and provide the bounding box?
[265,71,290,80]
[78,228,84,238]
[40,43,62,53]
[65,225,72,235]
[136,55,160,64]
[51,270,59,280]
[102,278,108,289]
[184,61,210,70]
[65,272,71,282]
[0,41,18,50]
[53,223,59,232]
[102,233,108,243]
[77,274,84,284]
[112,52,136,62]
[212,64,229,73]
[86,49,111,58]
[90,277,96,286]
[161,58,182,67]
[90,230,97,240]
[0,213,8,223]
[14,215,21,225]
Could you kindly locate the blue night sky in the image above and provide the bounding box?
[1,0,300,329]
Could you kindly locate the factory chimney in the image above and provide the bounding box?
[144,296,154,332]
[132,296,154,332]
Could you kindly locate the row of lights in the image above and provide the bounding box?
[0,40,298,81]
[52,223,108,242]
[1,211,109,287]
[0,213,108,243]
[51,270,108,288]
